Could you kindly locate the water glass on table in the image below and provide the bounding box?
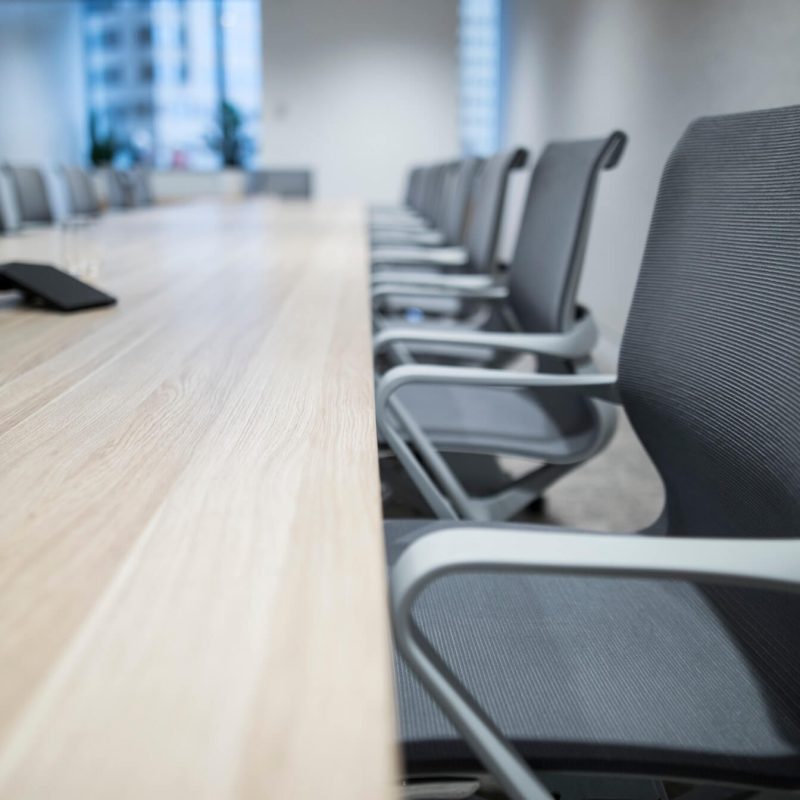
[60,217,104,281]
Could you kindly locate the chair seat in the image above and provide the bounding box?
[386,520,800,789]
[371,230,447,248]
[389,382,598,460]
[373,268,487,324]
[371,245,468,268]
[380,295,466,319]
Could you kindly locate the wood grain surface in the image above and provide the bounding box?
[0,199,397,799]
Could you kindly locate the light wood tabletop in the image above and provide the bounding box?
[0,199,397,799]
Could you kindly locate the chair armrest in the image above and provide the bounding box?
[371,271,496,290]
[373,314,597,360]
[371,246,468,268]
[376,365,619,421]
[391,527,800,800]
[372,283,508,304]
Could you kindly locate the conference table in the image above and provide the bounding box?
[0,199,397,798]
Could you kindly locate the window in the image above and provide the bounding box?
[459,0,503,156]
[137,24,152,46]
[101,27,121,48]
[84,0,262,170]
[103,65,124,85]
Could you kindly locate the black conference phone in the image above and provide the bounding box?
[0,262,116,312]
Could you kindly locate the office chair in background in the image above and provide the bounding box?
[372,159,481,249]
[245,168,313,199]
[0,169,21,233]
[372,149,527,277]
[107,168,153,209]
[372,133,625,352]
[2,164,58,225]
[61,166,101,217]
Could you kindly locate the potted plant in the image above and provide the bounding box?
[89,112,118,167]
[206,100,254,169]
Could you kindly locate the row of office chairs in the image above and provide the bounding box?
[373,105,800,799]
[0,163,152,233]
[373,134,626,521]
[245,168,313,199]
[0,164,313,234]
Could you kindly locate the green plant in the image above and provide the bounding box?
[88,112,118,166]
[206,100,253,168]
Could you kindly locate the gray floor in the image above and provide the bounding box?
[383,411,665,532]
[516,410,664,532]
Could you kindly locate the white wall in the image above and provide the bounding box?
[502,0,800,356]
[259,0,459,203]
[0,2,87,166]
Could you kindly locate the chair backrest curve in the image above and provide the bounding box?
[619,105,800,537]
[508,132,626,334]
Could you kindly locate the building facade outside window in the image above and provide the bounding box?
[84,0,261,170]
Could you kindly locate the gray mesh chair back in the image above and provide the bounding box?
[419,164,448,224]
[619,105,800,537]
[245,169,312,198]
[0,168,21,233]
[508,133,626,335]
[62,166,101,216]
[405,167,424,209]
[463,147,527,273]
[417,167,437,218]
[5,165,55,224]
[498,134,627,452]
[441,157,482,245]
[429,163,456,231]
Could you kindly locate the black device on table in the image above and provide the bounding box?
[0,262,116,312]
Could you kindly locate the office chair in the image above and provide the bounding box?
[370,165,427,222]
[371,163,452,241]
[388,104,800,800]
[371,162,453,234]
[61,166,101,217]
[3,164,57,224]
[375,134,625,521]
[372,158,482,249]
[107,168,153,209]
[373,151,526,276]
[245,168,313,199]
[0,168,21,233]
